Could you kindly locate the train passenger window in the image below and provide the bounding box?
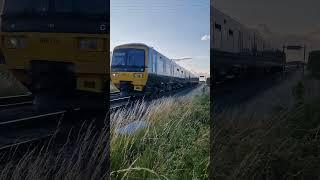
[229,29,233,36]
[215,23,221,31]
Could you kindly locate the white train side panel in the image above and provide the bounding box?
[212,8,275,54]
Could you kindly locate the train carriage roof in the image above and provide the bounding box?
[114,43,149,49]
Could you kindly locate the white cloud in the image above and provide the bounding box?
[201,35,210,41]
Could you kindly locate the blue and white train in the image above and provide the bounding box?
[111,43,198,95]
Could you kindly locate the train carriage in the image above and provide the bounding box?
[212,7,286,82]
[111,43,198,95]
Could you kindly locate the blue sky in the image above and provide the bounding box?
[111,0,210,75]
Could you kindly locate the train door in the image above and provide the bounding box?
[253,33,257,52]
[148,50,153,73]
[163,60,167,76]
[157,56,164,75]
[228,29,234,52]
[153,53,157,74]
[171,64,174,77]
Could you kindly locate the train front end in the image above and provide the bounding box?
[0,0,109,95]
[111,44,148,95]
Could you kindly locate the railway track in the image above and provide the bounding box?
[0,110,66,126]
[109,84,200,112]
[0,85,199,159]
[0,93,34,110]
[0,134,53,153]
[110,96,131,110]
[0,109,96,161]
[0,109,66,149]
[213,68,302,113]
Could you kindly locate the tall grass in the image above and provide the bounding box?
[0,121,110,180]
[212,73,320,179]
[0,87,210,179]
[111,92,210,179]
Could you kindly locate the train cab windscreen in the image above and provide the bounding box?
[54,0,107,15]
[111,48,145,72]
[3,0,106,15]
[2,0,49,15]
[1,0,108,33]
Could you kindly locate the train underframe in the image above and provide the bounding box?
[119,74,198,97]
[212,50,285,83]
[9,61,108,110]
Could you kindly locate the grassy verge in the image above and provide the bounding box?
[111,93,210,179]
[0,122,110,180]
[0,89,209,179]
[212,74,320,179]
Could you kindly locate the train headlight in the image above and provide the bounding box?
[79,39,98,50]
[6,37,26,49]
[112,73,119,77]
[134,73,144,78]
